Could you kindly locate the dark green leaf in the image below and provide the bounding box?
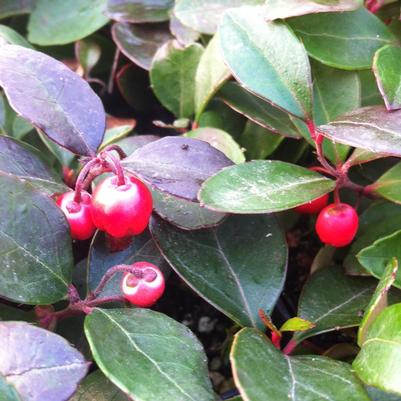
[150,40,204,118]
[0,45,105,156]
[359,70,384,107]
[85,308,215,401]
[0,25,33,48]
[150,214,287,328]
[112,22,172,70]
[106,0,173,22]
[199,160,335,213]
[0,0,35,19]
[371,162,401,203]
[231,328,370,401]
[288,9,395,70]
[0,303,35,322]
[75,39,102,77]
[0,321,88,400]
[219,6,312,118]
[0,174,72,304]
[28,0,109,45]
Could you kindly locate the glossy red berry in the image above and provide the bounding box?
[295,193,329,214]
[121,262,165,307]
[315,203,359,247]
[91,175,153,238]
[56,191,96,240]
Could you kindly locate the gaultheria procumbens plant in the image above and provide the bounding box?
[0,0,401,400]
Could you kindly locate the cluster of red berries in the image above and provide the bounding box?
[295,193,359,248]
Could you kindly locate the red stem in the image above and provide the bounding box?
[102,151,126,186]
[73,158,101,203]
[102,144,127,160]
[108,48,120,94]
[283,338,298,355]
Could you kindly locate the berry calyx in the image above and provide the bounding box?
[315,203,359,247]
[121,262,165,307]
[91,175,153,238]
[56,191,96,240]
[295,193,329,214]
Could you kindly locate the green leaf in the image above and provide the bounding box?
[218,82,302,138]
[76,39,102,77]
[358,231,401,289]
[0,174,73,304]
[112,22,172,70]
[0,0,35,19]
[0,321,88,400]
[150,40,204,118]
[280,317,315,332]
[288,8,395,70]
[346,148,384,167]
[170,12,200,46]
[367,386,401,401]
[99,124,134,150]
[319,106,401,157]
[264,0,363,20]
[0,135,66,194]
[371,162,401,203]
[240,121,284,160]
[185,128,245,164]
[199,160,335,214]
[358,258,398,346]
[373,44,401,110]
[195,33,230,120]
[174,0,264,35]
[359,70,384,107]
[70,370,127,401]
[28,0,109,45]
[106,0,173,23]
[150,214,288,328]
[0,303,35,322]
[353,303,401,395]
[85,308,215,401]
[231,328,370,401]
[219,6,312,119]
[0,25,33,48]
[345,202,401,275]
[295,266,377,342]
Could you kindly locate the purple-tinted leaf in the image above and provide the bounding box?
[122,136,233,201]
[318,106,401,157]
[0,321,88,401]
[0,45,105,156]
[106,0,174,23]
[112,22,172,70]
[0,0,34,19]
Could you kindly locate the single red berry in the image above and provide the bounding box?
[91,175,153,238]
[121,262,165,307]
[315,203,359,247]
[295,193,329,214]
[56,191,96,240]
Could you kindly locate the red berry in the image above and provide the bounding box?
[56,191,96,240]
[315,203,359,247]
[121,262,165,307]
[91,175,153,238]
[295,193,329,214]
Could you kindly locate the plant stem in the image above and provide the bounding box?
[283,338,298,355]
[73,158,101,203]
[102,151,126,186]
[102,144,127,159]
[108,48,120,94]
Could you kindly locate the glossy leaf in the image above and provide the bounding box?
[199,160,335,213]
[0,321,88,401]
[346,148,384,167]
[99,124,134,150]
[85,308,215,401]
[280,317,315,333]
[122,136,233,201]
[231,328,370,401]
[174,0,264,35]
[345,202,401,275]
[106,0,173,22]
[218,82,302,138]
[264,0,363,20]
[367,386,401,401]
[353,304,401,395]
[112,22,172,70]
[0,174,73,304]
[319,106,401,157]
[219,6,312,119]
[373,45,401,110]
[75,39,102,77]
[27,0,109,45]
[0,135,66,194]
[0,0,35,19]
[195,33,230,120]
[150,40,204,118]
[70,370,127,401]
[185,128,245,164]
[288,9,395,70]
[150,214,288,328]
[359,70,384,107]
[0,25,33,48]
[169,11,200,46]
[0,45,105,156]
[88,230,165,297]
[358,231,401,289]
[358,258,398,346]
[371,162,401,203]
[295,266,377,342]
